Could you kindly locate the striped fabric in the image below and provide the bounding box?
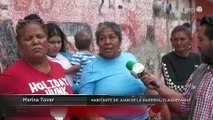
[71,51,95,83]
[181,65,213,120]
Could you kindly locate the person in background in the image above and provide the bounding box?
[79,21,148,120]
[161,25,201,119]
[0,13,73,119]
[64,30,95,94]
[46,22,74,87]
[162,25,201,94]
[182,22,190,29]
[141,14,213,120]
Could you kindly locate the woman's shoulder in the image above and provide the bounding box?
[162,52,173,58]
[189,52,200,57]
[121,51,136,58]
[161,52,177,62]
[82,55,103,71]
[48,59,63,68]
[189,52,201,62]
[1,59,31,77]
[48,60,65,75]
[60,51,72,61]
[84,55,99,66]
[4,59,26,71]
[57,53,72,63]
[120,52,138,63]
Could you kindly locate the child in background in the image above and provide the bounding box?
[46,23,74,87]
[65,30,95,93]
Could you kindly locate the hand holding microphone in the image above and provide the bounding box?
[126,60,160,89]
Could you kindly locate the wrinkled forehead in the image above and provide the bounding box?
[24,23,44,35]
[23,22,44,31]
[172,31,188,37]
[17,22,47,40]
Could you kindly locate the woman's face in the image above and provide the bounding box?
[171,31,191,53]
[18,23,48,60]
[97,28,121,59]
[47,35,62,57]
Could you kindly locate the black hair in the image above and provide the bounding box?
[46,23,68,52]
[24,13,42,20]
[16,13,47,42]
[182,22,190,29]
[95,21,122,44]
[171,25,191,39]
[200,14,213,40]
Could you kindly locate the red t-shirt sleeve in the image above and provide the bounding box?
[0,68,17,94]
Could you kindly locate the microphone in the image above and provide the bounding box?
[126,60,160,88]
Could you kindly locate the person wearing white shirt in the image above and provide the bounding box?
[46,22,74,87]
